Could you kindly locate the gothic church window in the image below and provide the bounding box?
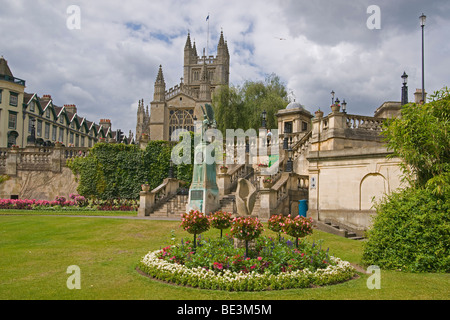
[168,109,195,141]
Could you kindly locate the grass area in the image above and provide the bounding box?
[0,209,138,217]
[0,214,448,300]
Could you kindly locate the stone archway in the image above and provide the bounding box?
[359,173,386,210]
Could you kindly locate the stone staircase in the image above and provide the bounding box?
[216,191,261,215]
[315,219,364,240]
[219,192,235,213]
[151,194,189,217]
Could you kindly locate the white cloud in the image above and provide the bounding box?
[1,0,449,135]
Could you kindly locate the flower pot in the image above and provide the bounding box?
[315,110,324,118]
[331,104,340,113]
[263,181,272,188]
[220,167,228,174]
[141,184,150,192]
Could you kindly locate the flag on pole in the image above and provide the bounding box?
[206,15,209,21]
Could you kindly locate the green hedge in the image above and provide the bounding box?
[362,185,450,272]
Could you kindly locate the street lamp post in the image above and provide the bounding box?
[330,90,335,105]
[401,71,408,106]
[420,13,426,103]
[342,99,347,113]
[261,110,267,128]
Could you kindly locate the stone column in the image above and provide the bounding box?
[138,191,155,217]
[258,187,275,220]
[6,148,19,176]
[216,171,231,196]
[51,144,62,173]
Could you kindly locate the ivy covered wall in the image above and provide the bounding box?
[67,140,193,200]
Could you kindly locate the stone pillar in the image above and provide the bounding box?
[6,148,19,176]
[51,144,62,173]
[306,167,319,221]
[138,191,155,217]
[217,172,231,196]
[258,188,275,220]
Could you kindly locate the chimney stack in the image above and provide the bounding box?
[64,104,77,114]
[414,89,427,104]
[99,119,112,131]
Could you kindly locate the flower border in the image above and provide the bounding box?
[138,247,356,291]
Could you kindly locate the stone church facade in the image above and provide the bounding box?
[136,31,230,142]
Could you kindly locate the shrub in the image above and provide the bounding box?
[283,215,314,248]
[180,210,210,250]
[208,211,233,238]
[55,196,66,205]
[267,214,285,241]
[362,185,450,272]
[230,216,264,257]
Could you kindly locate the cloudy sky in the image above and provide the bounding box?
[1,0,449,136]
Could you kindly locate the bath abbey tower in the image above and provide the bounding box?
[136,31,230,141]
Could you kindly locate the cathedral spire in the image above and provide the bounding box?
[155,65,164,84]
[185,32,192,49]
[154,65,166,102]
[218,30,225,47]
[192,40,198,57]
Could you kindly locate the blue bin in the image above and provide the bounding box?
[298,200,308,217]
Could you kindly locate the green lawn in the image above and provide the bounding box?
[0,214,448,300]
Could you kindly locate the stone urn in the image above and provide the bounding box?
[315,110,324,118]
[263,180,272,189]
[331,104,340,113]
[141,184,150,192]
[220,166,228,174]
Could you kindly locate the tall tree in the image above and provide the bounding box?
[212,73,289,133]
[382,86,450,187]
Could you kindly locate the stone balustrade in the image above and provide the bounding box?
[0,146,90,175]
[345,114,384,131]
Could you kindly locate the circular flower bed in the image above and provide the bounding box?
[138,235,356,291]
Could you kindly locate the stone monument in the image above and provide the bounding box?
[234,178,258,250]
[235,178,257,216]
[186,104,220,215]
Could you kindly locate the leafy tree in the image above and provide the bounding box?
[363,86,450,272]
[212,73,289,133]
[382,86,450,187]
[212,85,246,133]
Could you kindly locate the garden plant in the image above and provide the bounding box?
[180,210,210,251]
[138,211,356,291]
[208,210,233,238]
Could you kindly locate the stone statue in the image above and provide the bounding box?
[235,178,257,216]
[186,103,220,214]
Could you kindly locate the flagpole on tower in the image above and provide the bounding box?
[206,13,210,57]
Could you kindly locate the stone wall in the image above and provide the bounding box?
[305,108,406,230]
[0,145,87,200]
[307,147,405,231]
[0,167,78,200]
